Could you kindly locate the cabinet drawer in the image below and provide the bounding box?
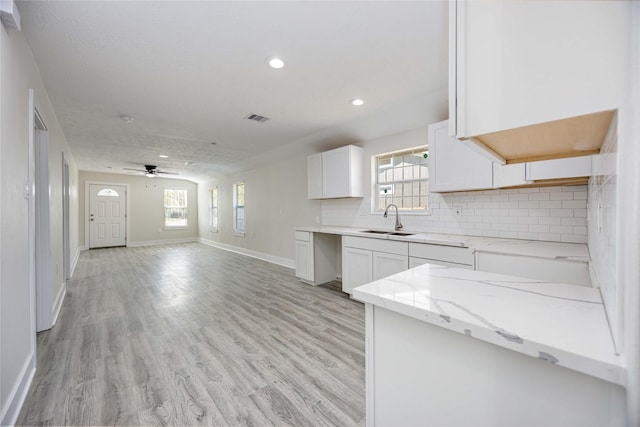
[295,231,311,242]
[476,252,591,287]
[409,243,473,266]
[409,257,474,270]
[343,236,408,256]
[525,156,592,181]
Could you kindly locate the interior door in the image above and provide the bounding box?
[89,184,127,248]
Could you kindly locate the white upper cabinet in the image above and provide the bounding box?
[429,120,493,192]
[449,0,630,139]
[430,120,597,192]
[307,145,364,199]
[307,153,323,199]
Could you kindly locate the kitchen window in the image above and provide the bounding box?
[209,187,218,232]
[373,146,429,213]
[233,181,245,235]
[164,188,188,229]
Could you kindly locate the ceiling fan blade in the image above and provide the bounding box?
[156,171,179,175]
[123,167,146,172]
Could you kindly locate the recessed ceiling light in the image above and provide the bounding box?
[119,115,134,123]
[350,99,365,106]
[159,154,169,158]
[266,56,285,69]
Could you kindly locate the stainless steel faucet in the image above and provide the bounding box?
[384,204,403,231]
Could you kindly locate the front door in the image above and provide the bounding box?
[89,184,127,248]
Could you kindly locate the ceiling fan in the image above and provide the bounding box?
[123,164,178,178]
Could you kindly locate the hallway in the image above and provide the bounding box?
[17,243,365,426]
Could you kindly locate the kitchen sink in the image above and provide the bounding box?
[360,230,416,236]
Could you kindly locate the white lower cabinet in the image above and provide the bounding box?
[366,304,624,427]
[294,238,313,282]
[342,236,408,295]
[342,247,374,295]
[295,231,340,286]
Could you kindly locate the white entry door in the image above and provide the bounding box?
[89,184,127,248]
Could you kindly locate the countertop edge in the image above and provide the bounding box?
[295,226,589,261]
[352,286,626,387]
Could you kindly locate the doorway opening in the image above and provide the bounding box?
[62,155,70,279]
[85,182,129,249]
[29,91,53,333]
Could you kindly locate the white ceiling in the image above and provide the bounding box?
[18,1,448,182]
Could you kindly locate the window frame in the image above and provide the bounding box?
[163,187,189,230]
[232,181,245,236]
[371,146,431,216]
[209,187,218,233]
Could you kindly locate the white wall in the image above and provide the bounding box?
[587,6,640,422]
[198,154,321,266]
[321,127,588,244]
[1,18,79,426]
[78,172,198,247]
[619,2,640,423]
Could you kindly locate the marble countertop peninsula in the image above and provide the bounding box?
[352,263,624,385]
[295,226,589,262]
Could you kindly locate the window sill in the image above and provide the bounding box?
[209,228,218,233]
[164,226,189,231]
[232,231,245,237]
[371,210,431,216]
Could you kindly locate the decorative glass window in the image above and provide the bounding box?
[374,146,429,213]
[209,187,218,232]
[97,188,119,197]
[233,181,245,235]
[164,188,188,228]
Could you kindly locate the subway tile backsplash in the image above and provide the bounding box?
[322,185,588,243]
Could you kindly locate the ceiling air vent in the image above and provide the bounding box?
[245,113,270,123]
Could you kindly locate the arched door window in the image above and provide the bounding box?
[97,188,120,197]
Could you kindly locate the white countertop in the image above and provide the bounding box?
[296,226,589,262]
[352,264,624,386]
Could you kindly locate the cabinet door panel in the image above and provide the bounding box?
[323,146,351,198]
[409,257,429,269]
[295,240,313,282]
[343,247,373,295]
[373,252,408,281]
[429,120,493,192]
[452,0,628,138]
[307,153,323,199]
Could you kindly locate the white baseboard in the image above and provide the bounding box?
[1,351,35,427]
[126,237,198,248]
[70,247,81,277]
[52,281,66,326]
[199,238,295,269]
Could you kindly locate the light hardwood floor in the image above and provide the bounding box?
[17,243,365,426]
